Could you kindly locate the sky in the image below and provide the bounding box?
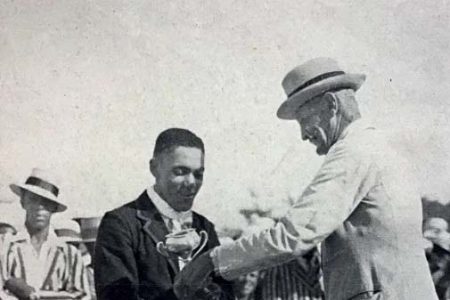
[1,0,449,230]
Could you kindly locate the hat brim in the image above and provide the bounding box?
[59,237,83,243]
[10,184,67,212]
[277,73,366,120]
[81,238,97,243]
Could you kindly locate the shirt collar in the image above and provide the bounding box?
[337,118,374,142]
[14,227,63,247]
[147,186,192,222]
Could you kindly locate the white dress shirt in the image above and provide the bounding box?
[12,230,60,290]
[147,186,193,269]
[147,186,193,232]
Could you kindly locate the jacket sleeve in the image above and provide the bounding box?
[211,140,376,280]
[204,222,235,300]
[94,212,140,300]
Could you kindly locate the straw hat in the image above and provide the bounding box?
[277,57,366,120]
[73,217,102,243]
[54,219,82,243]
[10,168,67,212]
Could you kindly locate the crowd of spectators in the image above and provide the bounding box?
[1,180,450,299]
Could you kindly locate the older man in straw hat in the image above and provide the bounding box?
[1,168,90,300]
[174,58,438,300]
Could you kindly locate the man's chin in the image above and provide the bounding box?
[315,146,328,156]
[175,200,195,212]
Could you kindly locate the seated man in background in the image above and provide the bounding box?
[55,218,97,300]
[3,168,90,300]
[424,217,450,299]
[74,217,102,300]
[0,223,16,274]
[424,218,450,251]
[0,223,17,300]
[95,128,233,300]
[232,271,260,300]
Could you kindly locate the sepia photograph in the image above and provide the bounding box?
[0,1,449,299]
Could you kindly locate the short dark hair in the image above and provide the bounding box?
[153,128,204,157]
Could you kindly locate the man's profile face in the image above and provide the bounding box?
[152,146,204,212]
[295,95,335,155]
[21,192,57,231]
[424,218,450,247]
[233,271,260,297]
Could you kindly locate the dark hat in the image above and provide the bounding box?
[73,217,101,242]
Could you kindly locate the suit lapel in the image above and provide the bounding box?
[191,213,211,255]
[136,192,180,274]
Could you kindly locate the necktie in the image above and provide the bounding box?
[169,218,183,232]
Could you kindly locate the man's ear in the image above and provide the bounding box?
[323,92,339,115]
[149,158,158,177]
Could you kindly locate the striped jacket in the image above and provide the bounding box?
[4,232,90,299]
[255,249,324,300]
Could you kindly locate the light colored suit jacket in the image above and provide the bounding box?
[211,120,438,300]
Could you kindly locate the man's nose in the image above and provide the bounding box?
[34,201,46,210]
[300,126,309,141]
[184,173,196,186]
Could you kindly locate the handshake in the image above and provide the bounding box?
[173,249,221,300]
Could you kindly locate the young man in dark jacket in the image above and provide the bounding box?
[95,128,233,300]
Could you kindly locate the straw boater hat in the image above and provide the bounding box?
[73,217,101,243]
[9,168,67,212]
[54,219,82,243]
[277,57,366,120]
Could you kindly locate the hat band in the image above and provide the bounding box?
[25,176,59,197]
[55,229,80,240]
[287,71,345,97]
[80,228,99,240]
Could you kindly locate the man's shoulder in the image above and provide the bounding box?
[332,121,388,158]
[104,191,148,218]
[192,211,216,230]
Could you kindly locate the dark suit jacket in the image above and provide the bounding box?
[94,191,233,300]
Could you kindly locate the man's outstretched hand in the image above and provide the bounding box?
[174,250,216,299]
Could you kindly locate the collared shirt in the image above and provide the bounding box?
[5,229,90,299]
[16,231,57,290]
[147,186,193,232]
[147,186,193,269]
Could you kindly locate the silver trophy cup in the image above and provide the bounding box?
[156,228,208,262]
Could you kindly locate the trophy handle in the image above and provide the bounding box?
[192,230,208,259]
[156,241,170,258]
